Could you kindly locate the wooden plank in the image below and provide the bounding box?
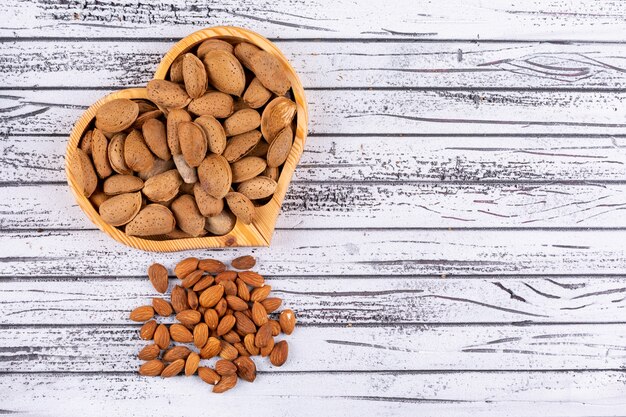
[0,229,625,277]
[3,89,626,136]
[1,277,625,325]
[1,0,625,41]
[3,182,626,230]
[0,372,624,417]
[3,135,626,184]
[3,40,626,89]
[2,324,626,372]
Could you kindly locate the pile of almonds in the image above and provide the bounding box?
[69,37,298,238]
[131,255,296,393]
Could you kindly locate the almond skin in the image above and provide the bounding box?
[225,295,249,311]
[244,334,260,356]
[266,126,294,168]
[238,271,265,288]
[147,79,191,109]
[199,284,225,308]
[219,280,237,296]
[204,309,219,330]
[188,91,234,118]
[130,305,154,322]
[213,374,237,393]
[195,115,227,154]
[154,324,170,349]
[171,194,206,237]
[243,77,272,109]
[222,130,262,163]
[200,337,222,359]
[279,309,296,335]
[178,121,207,167]
[176,309,202,326]
[124,129,155,173]
[255,322,273,348]
[268,319,281,336]
[185,352,201,376]
[169,323,194,343]
[138,344,160,360]
[235,310,257,334]
[215,359,237,376]
[95,98,139,133]
[197,39,234,59]
[182,53,208,99]
[193,322,209,348]
[198,154,232,199]
[251,301,268,327]
[261,297,283,313]
[139,359,165,376]
[142,118,171,160]
[236,278,250,301]
[237,176,277,200]
[270,340,288,366]
[187,289,199,309]
[260,337,275,357]
[181,269,204,288]
[223,109,261,137]
[175,257,199,279]
[69,148,98,197]
[171,284,190,313]
[198,259,227,273]
[250,285,272,302]
[162,346,192,362]
[234,356,257,382]
[217,314,236,336]
[139,320,157,340]
[161,358,185,377]
[91,129,113,179]
[261,97,297,143]
[193,275,215,292]
[152,297,173,316]
[219,341,239,361]
[232,255,256,270]
[203,50,246,96]
[193,182,224,217]
[198,367,221,385]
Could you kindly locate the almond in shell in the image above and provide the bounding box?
[197,39,234,59]
[237,176,277,200]
[137,158,175,181]
[263,166,279,181]
[266,126,293,168]
[166,108,192,155]
[243,77,272,109]
[234,42,260,70]
[169,55,184,83]
[222,130,261,163]
[193,182,224,217]
[142,169,182,202]
[203,50,245,96]
[98,191,142,226]
[89,189,109,209]
[142,118,171,161]
[91,129,113,179]
[178,121,207,167]
[198,154,232,199]
[68,148,97,197]
[103,174,144,195]
[95,98,139,133]
[225,192,255,224]
[223,109,261,137]
[188,91,234,118]
[80,130,93,155]
[182,53,208,99]
[195,115,227,155]
[247,140,269,158]
[230,156,267,183]
[205,210,236,236]
[124,129,155,173]
[261,97,297,143]
[171,194,206,237]
[249,50,291,96]
[132,109,163,130]
[126,204,176,236]
[108,133,132,175]
[147,79,192,110]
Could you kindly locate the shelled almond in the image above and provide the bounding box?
[75,38,297,239]
[132,256,295,393]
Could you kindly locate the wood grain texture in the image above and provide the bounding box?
[0,229,625,277]
[1,277,625,325]
[1,0,626,41]
[3,40,626,89]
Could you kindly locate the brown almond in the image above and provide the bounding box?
[169,323,193,343]
[215,270,238,283]
[261,297,282,313]
[178,121,207,167]
[125,204,176,236]
[181,269,204,288]
[171,194,206,237]
[124,129,155,172]
[251,301,268,327]
[147,79,191,109]
[130,305,154,322]
[182,53,208,99]
[139,319,157,340]
[188,91,234,118]
[234,42,260,70]
[225,192,255,224]
[95,98,139,133]
[152,297,173,316]
[139,359,165,376]
[219,280,237,296]
[98,191,142,226]
[161,358,185,377]
[91,129,113,178]
[171,284,190,313]
[198,154,232,199]
[142,169,182,202]
[193,322,209,348]
[217,314,236,336]
[255,323,273,348]
[166,108,192,155]
[148,263,169,293]
[68,148,98,197]
[103,174,143,195]
[193,182,224,217]
[219,340,239,361]
[268,319,281,336]
[243,77,272,109]
[270,340,288,367]
[204,210,237,236]
[267,126,293,168]
[261,97,297,143]
[198,367,221,385]
[138,343,160,360]
[263,166,279,181]
[230,156,267,183]
[176,309,202,326]
[195,115,227,155]
[279,309,296,335]
[199,284,224,308]
[203,50,246,96]
[236,278,250,301]
[142,118,171,160]
[213,374,237,393]
[187,289,199,309]
[107,132,132,175]
[222,130,261,163]
[244,333,260,356]
[162,346,192,362]
[154,324,170,349]
[237,176,277,200]
[204,309,219,330]
[223,109,261,137]
[169,55,184,83]
[238,271,265,288]
[222,331,240,345]
[234,342,249,357]
[225,295,249,311]
[234,356,256,382]
[174,257,199,279]
[200,337,222,359]
[235,311,257,334]
[80,130,93,155]
[215,298,228,317]
[198,259,227,274]
[184,352,200,376]
[260,337,274,357]
[215,359,237,376]
[197,39,234,59]
[137,157,175,181]
[250,285,272,302]
[193,274,215,292]
[232,255,256,270]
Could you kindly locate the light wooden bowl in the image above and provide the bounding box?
[66,26,308,252]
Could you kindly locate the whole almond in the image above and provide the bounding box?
[199,284,224,308]
[237,176,277,200]
[125,204,176,236]
[139,319,157,340]
[152,297,173,316]
[133,109,163,130]
[266,126,293,168]
[234,342,249,357]
[215,359,237,376]
[244,333,260,356]
[215,270,237,283]
[248,140,269,158]
[154,324,170,349]
[268,319,281,336]
[161,358,185,377]
[166,108,192,155]
[178,121,207,167]
[223,130,262,163]
[188,289,199,310]
[205,210,237,236]
[261,297,282,313]
[138,344,160,361]
[230,156,267,183]
[235,311,257,334]
[204,309,219,330]
[194,274,215,292]
[124,129,155,172]
[236,278,250,301]
[198,259,227,274]
[249,286,271,303]
[214,297,228,317]
[260,336,274,357]
[213,373,237,393]
[69,148,98,197]
[130,305,154,322]
[103,174,143,196]
[193,322,209,348]
[188,91,234,118]
[198,367,221,385]
[147,79,191,109]
[176,309,202,326]
[95,98,139,133]
[182,53,208,99]
[137,157,175,181]
[163,346,192,362]
[139,359,165,376]
[217,314,236,336]
[234,356,257,382]
[200,337,222,359]
[226,192,256,224]
[251,301,268,327]
[243,77,272,109]
[219,340,239,361]
[232,255,256,270]
[193,182,224,217]
[175,257,199,279]
[171,194,206,237]
[148,263,169,294]
[99,191,142,226]
[238,271,265,288]
[255,322,273,348]
[195,115,227,154]
[223,109,261,137]
[169,56,184,82]
[170,323,193,343]
[279,309,296,335]
[91,129,113,178]
[223,330,241,344]
[197,39,234,59]
[198,154,232,199]
[142,118,171,160]
[261,97,297,143]
[185,352,201,376]
[225,295,249,311]
[80,130,93,155]
[171,284,189,313]
[263,166,279,181]
[234,42,260,70]
[107,133,132,175]
[249,50,291,95]
[203,50,246,96]
[143,169,182,202]
[180,268,202,289]
[219,280,237,297]
[270,340,288,367]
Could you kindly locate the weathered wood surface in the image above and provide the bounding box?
[1,277,625,325]
[3,40,626,89]
[1,0,625,41]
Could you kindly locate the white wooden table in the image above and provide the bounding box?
[1,1,626,415]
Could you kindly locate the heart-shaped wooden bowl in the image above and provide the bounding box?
[66,26,308,252]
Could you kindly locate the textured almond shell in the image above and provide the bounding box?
[95,98,139,133]
[195,115,227,155]
[249,50,291,96]
[266,126,293,168]
[188,91,234,118]
[197,39,234,59]
[169,55,184,83]
[203,50,246,96]
[230,156,267,183]
[68,148,98,197]
[223,109,261,137]
[247,140,269,158]
[166,109,192,156]
[222,130,261,163]
[147,79,192,109]
[103,174,144,195]
[193,182,224,217]
[124,129,155,172]
[171,194,206,237]
[205,210,237,236]
[198,154,232,199]
[225,192,255,224]
[178,121,207,167]
[91,129,113,179]
[261,97,297,143]
[262,165,279,181]
[172,154,198,184]
[138,158,175,181]
[182,53,208,99]
[126,204,176,236]
[237,176,277,200]
[98,191,142,226]
[243,78,272,109]
[142,118,171,161]
[108,133,132,175]
[143,169,183,202]
[80,130,93,155]
[234,42,260,70]
[132,109,163,130]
